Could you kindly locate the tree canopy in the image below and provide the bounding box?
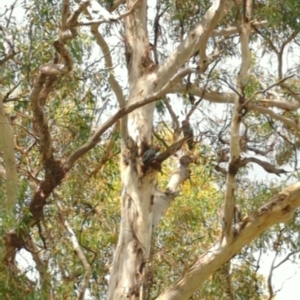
[1,0,300,299]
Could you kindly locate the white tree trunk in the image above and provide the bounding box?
[107,1,158,298]
[108,1,233,299]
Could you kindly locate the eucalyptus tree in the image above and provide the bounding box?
[1,0,300,299]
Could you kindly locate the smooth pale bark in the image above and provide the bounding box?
[157,0,234,86]
[157,182,300,300]
[3,1,300,299]
[223,3,252,239]
[0,96,18,264]
[107,1,233,299]
[0,97,18,230]
[107,1,158,298]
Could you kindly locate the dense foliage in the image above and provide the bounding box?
[1,0,300,299]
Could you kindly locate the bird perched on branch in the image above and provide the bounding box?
[142,146,160,163]
[181,119,194,150]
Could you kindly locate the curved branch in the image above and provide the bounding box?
[278,30,300,80]
[256,99,300,110]
[152,155,193,229]
[266,229,284,300]
[57,201,92,300]
[164,97,180,137]
[248,104,300,131]
[90,27,125,107]
[80,0,140,25]
[170,84,235,104]
[223,1,253,240]
[0,97,18,230]
[274,250,300,270]
[3,0,91,265]
[90,21,128,140]
[240,157,286,176]
[156,0,233,88]
[212,20,268,37]
[64,67,194,170]
[157,182,300,300]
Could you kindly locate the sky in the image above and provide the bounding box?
[2,0,300,299]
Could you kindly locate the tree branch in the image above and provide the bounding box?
[90,21,128,140]
[223,0,253,240]
[3,0,90,266]
[90,28,125,107]
[277,30,300,80]
[170,84,235,104]
[248,104,300,131]
[0,96,18,231]
[87,123,119,178]
[156,0,233,89]
[57,201,92,300]
[212,20,268,37]
[3,52,196,264]
[240,157,286,176]
[0,24,18,66]
[163,97,181,138]
[256,98,300,110]
[64,67,195,170]
[157,182,300,300]
[79,0,141,26]
[152,155,193,229]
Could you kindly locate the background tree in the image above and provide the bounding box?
[1,0,300,299]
